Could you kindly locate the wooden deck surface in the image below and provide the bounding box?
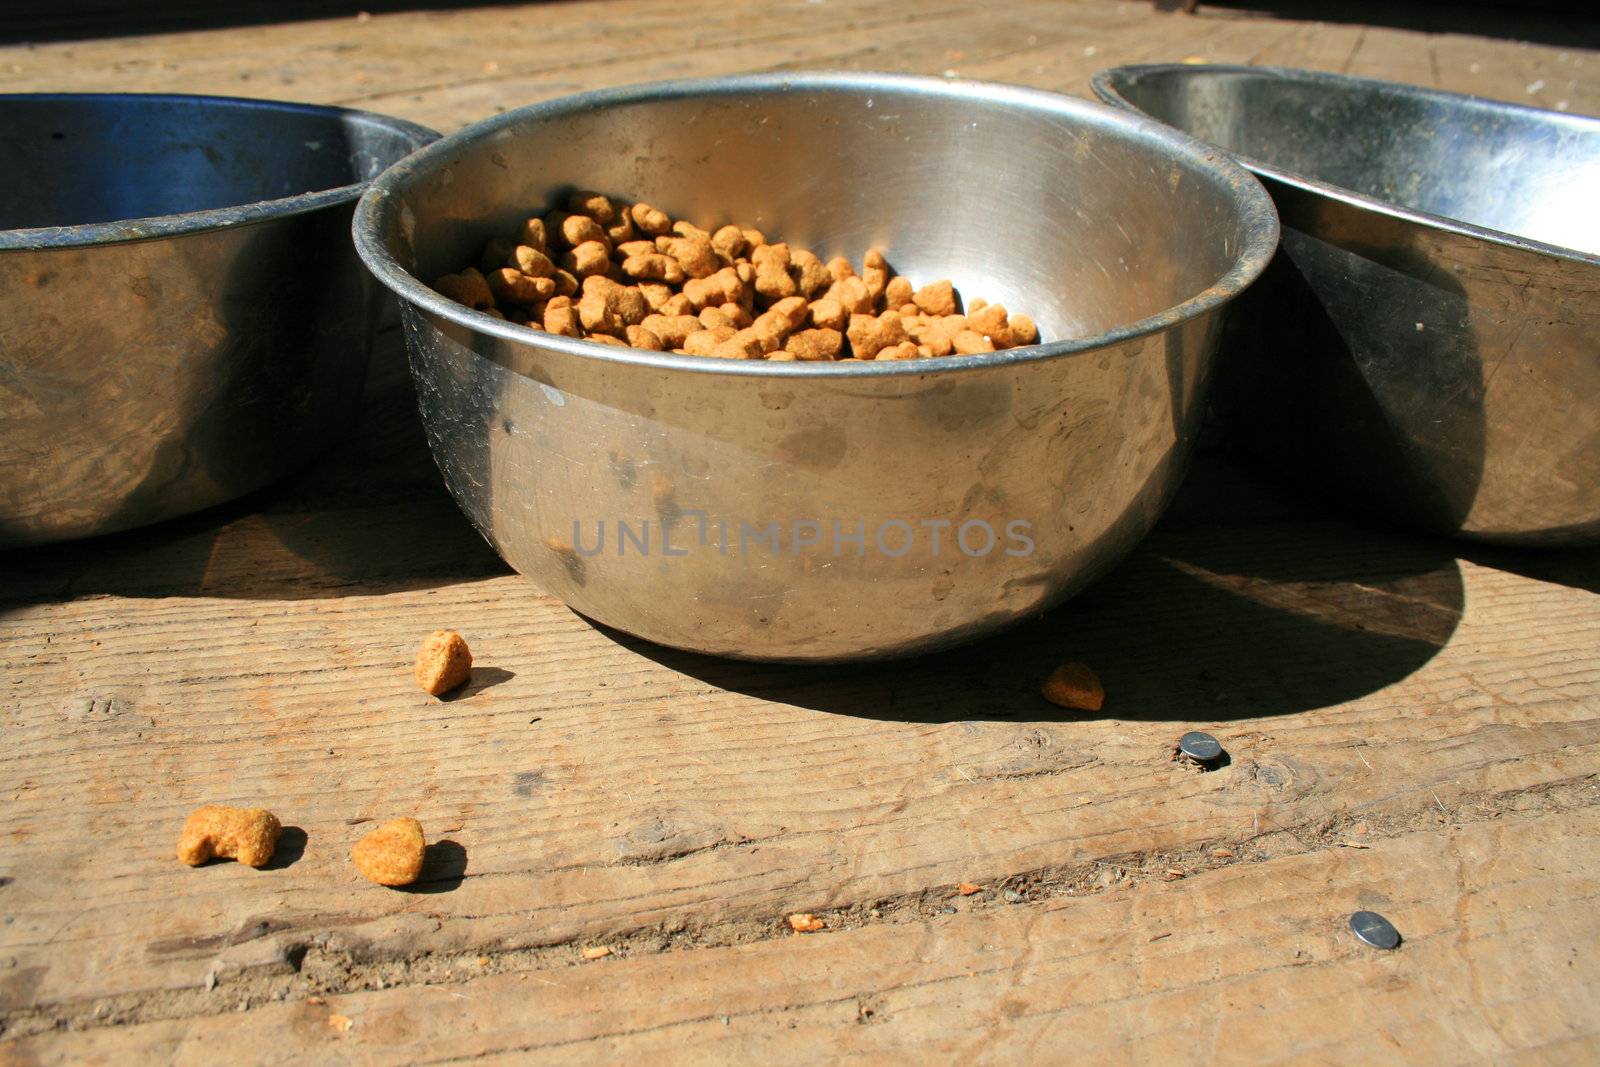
[2,0,1598,1061]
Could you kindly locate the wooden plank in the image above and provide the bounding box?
[328,0,1114,129]
[8,805,1598,1063]
[3,497,1598,1024]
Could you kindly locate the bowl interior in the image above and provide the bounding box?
[1098,66,1600,257]
[379,79,1265,345]
[0,94,428,232]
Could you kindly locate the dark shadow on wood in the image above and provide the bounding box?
[1189,0,1600,50]
[1181,749,1232,772]
[1451,543,1600,596]
[397,840,468,894]
[590,505,1466,725]
[261,826,308,871]
[0,328,510,605]
[2,1,534,45]
[442,667,517,701]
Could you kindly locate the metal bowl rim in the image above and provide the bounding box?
[0,92,439,252]
[352,70,1280,380]
[1091,62,1600,269]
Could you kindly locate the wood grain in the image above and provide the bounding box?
[1,0,1598,1058]
[8,807,1598,1063]
[2,504,1598,1026]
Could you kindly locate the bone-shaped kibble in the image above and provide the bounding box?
[177,805,282,867]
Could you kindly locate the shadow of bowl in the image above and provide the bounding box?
[593,515,1464,724]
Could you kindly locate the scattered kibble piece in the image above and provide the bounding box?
[957,882,982,896]
[788,913,826,933]
[1041,662,1105,712]
[582,946,613,960]
[352,817,427,887]
[327,1014,354,1033]
[177,805,282,868]
[415,630,473,696]
[431,196,1045,360]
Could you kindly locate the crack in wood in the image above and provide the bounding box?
[4,772,1594,1040]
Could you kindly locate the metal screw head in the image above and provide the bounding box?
[1178,731,1223,763]
[1350,910,1401,949]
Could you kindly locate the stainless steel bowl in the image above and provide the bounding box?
[1093,64,1600,546]
[0,93,437,547]
[354,73,1277,661]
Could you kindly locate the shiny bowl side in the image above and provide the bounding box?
[0,93,438,547]
[1093,64,1600,546]
[355,73,1278,661]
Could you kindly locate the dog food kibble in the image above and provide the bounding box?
[415,630,473,696]
[352,817,427,887]
[1041,662,1105,712]
[432,194,1044,360]
[177,805,282,867]
[787,912,826,933]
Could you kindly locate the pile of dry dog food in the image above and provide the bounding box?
[431,191,1040,361]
